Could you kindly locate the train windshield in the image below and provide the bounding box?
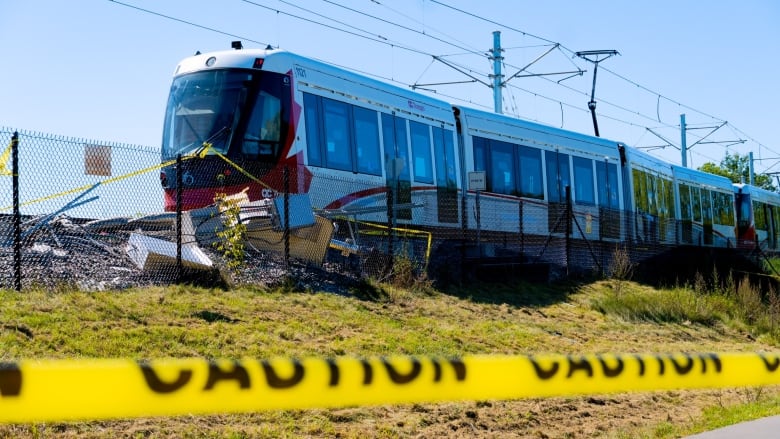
[161,70,253,159]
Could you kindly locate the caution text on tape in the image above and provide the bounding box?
[2,352,780,423]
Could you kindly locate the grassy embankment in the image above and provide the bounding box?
[2,255,780,437]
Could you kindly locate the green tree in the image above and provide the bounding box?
[698,152,776,191]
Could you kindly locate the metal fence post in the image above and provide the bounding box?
[565,185,572,277]
[518,199,524,255]
[386,181,394,274]
[283,165,290,270]
[11,132,21,292]
[176,153,183,283]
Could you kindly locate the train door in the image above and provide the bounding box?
[432,126,458,223]
[754,201,768,247]
[545,150,571,234]
[767,204,777,249]
[735,189,754,247]
[597,160,620,239]
[702,189,714,245]
[381,113,412,220]
[691,187,703,245]
[678,184,693,244]
[774,206,780,250]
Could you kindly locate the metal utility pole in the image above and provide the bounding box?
[749,151,755,185]
[680,114,688,168]
[491,31,504,114]
[423,33,583,115]
[575,50,619,137]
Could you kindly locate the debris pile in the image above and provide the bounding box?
[0,213,362,294]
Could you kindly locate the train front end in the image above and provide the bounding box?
[160,46,302,211]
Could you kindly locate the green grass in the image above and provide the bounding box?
[588,274,780,345]
[611,390,780,438]
[3,272,780,437]
[589,282,730,325]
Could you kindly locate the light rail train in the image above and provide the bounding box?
[158,44,780,257]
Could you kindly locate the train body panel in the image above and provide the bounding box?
[287,52,461,230]
[619,147,675,244]
[455,105,626,240]
[672,166,735,247]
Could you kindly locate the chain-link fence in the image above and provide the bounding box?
[0,128,770,292]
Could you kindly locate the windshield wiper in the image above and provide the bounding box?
[168,125,231,159]
[194,125,231,157]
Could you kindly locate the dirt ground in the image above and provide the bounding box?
[0,387,767,438]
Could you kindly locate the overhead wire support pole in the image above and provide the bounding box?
[427,33,582,114]
[681,114,688,167]
[575,50,619,137]
[491,31,504,114]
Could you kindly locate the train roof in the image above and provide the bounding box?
[734,183,780,204]
[672,165,734,191]
[620,146,673,176]
[454,105,625,159]
[172,47,455,123]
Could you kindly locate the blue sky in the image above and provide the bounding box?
[2,0,778,175]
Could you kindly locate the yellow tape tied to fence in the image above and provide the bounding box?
[0,137,14,176]
[2,352,780,423]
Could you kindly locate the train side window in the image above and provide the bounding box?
[472,136,487,174]
[647,174,658,215]
[410,121,433,184]
[692,187,703,222]
[722,193,733,225]
[775,206,780,236]
[679,184,692,220]
[597,161,618,208]
[662,178,675,219]
[517,145,543,199]
[573,156,595,205]
[303,93,323,166]
[712,192,723,225]
[354,106,381,175]
[702,189,713,222]
[724,193,735,225]
[633,169,648,213]
[322,97,353,172]
[433,126,459,223]
[381,113,411,180]
[433,126,457,187]
[545,150,570,203]
[754,201,767,230]
[489,140,515,195]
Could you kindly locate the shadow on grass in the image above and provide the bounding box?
[440,278,581,308]
[634,247,780,292]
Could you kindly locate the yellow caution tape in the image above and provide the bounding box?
[200,142,273,191]
[0,137,15,176]
[0,155,194,212]
[2,352,780,423]
[353,219,433,265]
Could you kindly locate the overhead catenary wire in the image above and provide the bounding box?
[107,0,269,47]
[426,0,775,171]
[107,0,775,175]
